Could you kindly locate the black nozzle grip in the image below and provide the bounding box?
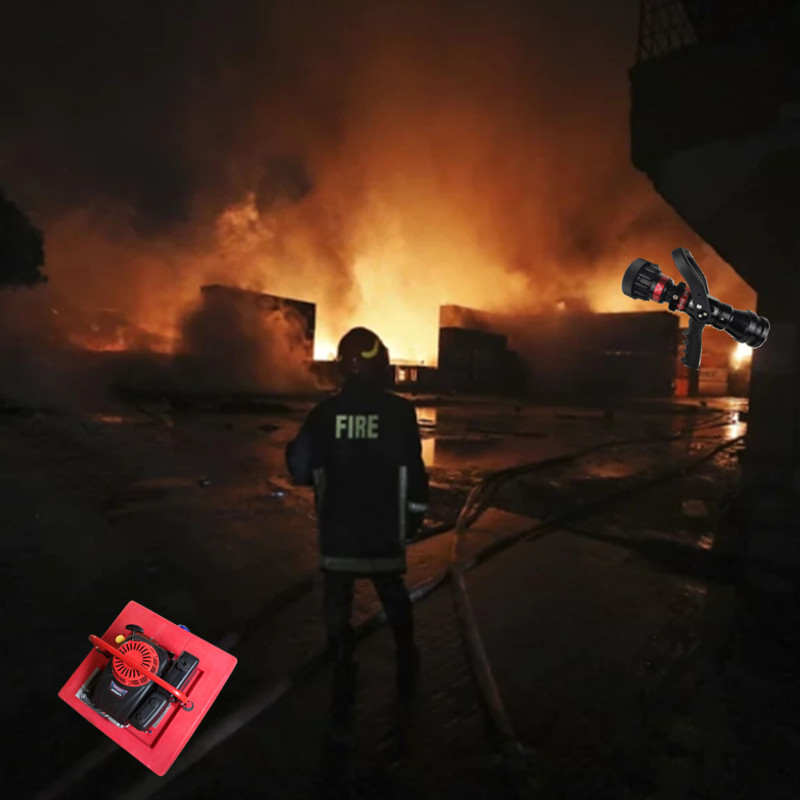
[681,318,704,369]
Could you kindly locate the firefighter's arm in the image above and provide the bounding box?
[285,409,318,486]
[405,404,430,539]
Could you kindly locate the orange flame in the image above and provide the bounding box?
[731,342,752,369]
[5,1,760,378]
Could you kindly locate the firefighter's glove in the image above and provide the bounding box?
[406,501,428,543]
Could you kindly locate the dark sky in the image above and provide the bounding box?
[1,0,636,229]
[2,1,256,230]
[0,1,755,353]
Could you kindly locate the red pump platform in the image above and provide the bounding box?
[59,600,237,776]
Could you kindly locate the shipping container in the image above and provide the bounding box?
[438,306,679,399]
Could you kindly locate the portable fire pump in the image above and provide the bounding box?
[59,601,237,775]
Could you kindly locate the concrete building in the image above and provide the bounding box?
[630,0,800,576]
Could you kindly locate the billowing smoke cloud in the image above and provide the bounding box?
[178,286,319,394]
[0,0,754,388]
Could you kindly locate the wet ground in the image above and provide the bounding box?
[2,390,799,799]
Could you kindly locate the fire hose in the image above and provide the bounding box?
[111,429,743,800]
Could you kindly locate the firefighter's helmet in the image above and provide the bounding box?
[337,327,390,382]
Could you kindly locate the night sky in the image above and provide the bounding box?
[2,2,636,227]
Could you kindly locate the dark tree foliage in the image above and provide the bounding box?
[0,189,47,287]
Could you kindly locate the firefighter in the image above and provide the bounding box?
[286,327,429,724]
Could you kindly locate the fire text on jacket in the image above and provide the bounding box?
[335,414,380,439]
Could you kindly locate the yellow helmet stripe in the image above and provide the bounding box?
[361,338,380,359]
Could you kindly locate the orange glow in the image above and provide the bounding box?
[315,338,339,362]
[204,193,531,367]
[7,1,760,386]
[69,334,129,352]
[67,327,176,354]
[34,89,757,372]
[42,196,752,369]
[731,342,752,369]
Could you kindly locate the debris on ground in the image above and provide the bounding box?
[682,499,709,518]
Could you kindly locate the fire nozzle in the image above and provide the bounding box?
[621,247,769,370]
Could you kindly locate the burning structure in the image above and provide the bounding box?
[1,1,758,404]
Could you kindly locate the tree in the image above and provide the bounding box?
[0,189,46,287]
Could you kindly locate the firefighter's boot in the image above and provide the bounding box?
[396,643,420,703]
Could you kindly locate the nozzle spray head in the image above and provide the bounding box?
[622,248,769,368]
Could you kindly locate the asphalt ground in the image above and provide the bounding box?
[3,396,799,799]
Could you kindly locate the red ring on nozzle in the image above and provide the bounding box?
[652,276,669,302]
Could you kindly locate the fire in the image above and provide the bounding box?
[203,193,531,367]
[64,307,177,354]
[731,342,752,369]
[6,0,763,391]
[69,333,129,353]
[39,194,752,376]
[68,330,175,354]
[315,338,338,361]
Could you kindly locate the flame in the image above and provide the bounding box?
[4,1,762,381]
[315,339,339,362]
[68,333,129,353]
[60,302,178,354]
[202,193,532,367]
[68,329,176,354]
[731,342,752,369]
[36,196,754,371]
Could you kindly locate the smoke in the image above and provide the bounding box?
[0,0,754,389]
[177,287,319,394]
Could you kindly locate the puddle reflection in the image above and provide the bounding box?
[581,461,636,479]
[423,436,560,470]
[421,437,436,467]
[415,407,438,428]
[91,413,127,424]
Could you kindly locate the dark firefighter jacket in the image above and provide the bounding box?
[285,380,429,573]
